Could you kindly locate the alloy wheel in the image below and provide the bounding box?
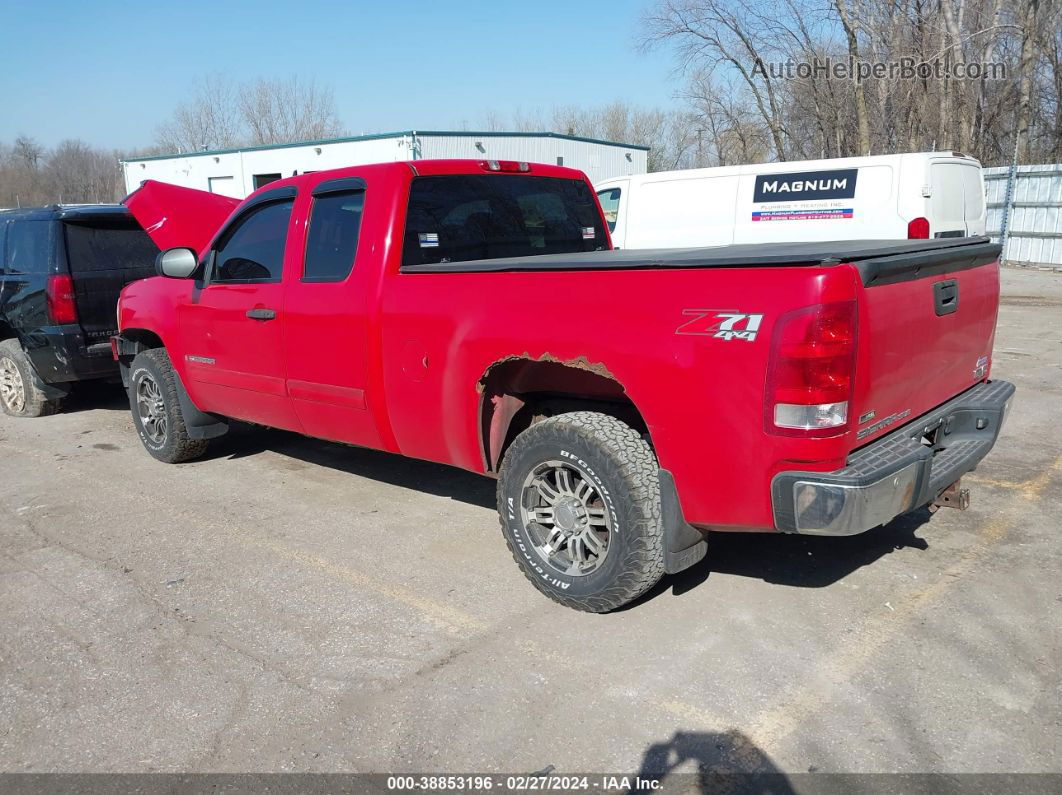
[136,374,168,445]
[519,459,613,576]
[0,356,26,414]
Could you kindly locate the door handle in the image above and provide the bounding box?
[934,280,959,316]
[246,308,277,321]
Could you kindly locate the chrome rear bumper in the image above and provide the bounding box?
[772,380,1015,535]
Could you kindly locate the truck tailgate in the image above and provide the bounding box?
[850,241,1001,445]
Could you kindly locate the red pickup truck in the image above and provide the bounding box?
[115,159,1014,612]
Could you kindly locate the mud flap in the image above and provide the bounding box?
[31,372,70,401]
[116,342,228,441]
[659,469,708,574]
[22,352,69,401]
[172,374,229,440]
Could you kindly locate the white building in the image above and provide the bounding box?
[121,130,649,198]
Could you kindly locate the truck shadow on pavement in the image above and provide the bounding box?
[627,729,793,793]
[205,424,932,600]
[61,381,129,413]
[651,509,932,602]
[206,424,498,508]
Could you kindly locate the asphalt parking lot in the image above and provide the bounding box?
[0,267,1059,779]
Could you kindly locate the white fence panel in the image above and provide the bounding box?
[984,164,1062,266]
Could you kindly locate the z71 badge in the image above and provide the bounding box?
[676,310,765,342]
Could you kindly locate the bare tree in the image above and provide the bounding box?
[1016,0,1042,161]
[238,76,345,146]
[44,140,122,204]
[1,135,47,206]
[13,135,43,170]
[1043,24,1062,160]
[154,73,243,153]
[644,0,1060,166]
[643,0,793,159]
[153,74,345,152]
[687,71,773,163]
[833,0,872,154]
[0,138,123,206]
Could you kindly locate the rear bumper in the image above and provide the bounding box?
[772,380,1016,535]
[23,326,117,384]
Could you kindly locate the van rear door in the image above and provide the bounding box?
[961,165,987,235]
[929,162,968,237]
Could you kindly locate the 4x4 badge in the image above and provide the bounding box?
[676,310,765,342]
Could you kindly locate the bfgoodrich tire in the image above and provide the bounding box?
[128,348,209,464]
[0,339,61,418]
[497,411,665,612]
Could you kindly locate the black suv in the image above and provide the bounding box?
[0,205,158,417]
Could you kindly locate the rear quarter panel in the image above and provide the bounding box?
[381,263,862,530]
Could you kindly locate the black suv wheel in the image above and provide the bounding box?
[0,339,60,418]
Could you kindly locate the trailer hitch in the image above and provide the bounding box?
[930,480,970,512]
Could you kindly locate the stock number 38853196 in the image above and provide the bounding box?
[386,775,592,791]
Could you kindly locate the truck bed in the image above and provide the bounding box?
[400,235,1000,285]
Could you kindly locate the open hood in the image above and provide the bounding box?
[123,180,240,254]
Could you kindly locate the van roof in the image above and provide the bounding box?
[596,151,981,187]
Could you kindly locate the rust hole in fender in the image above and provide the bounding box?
[476,352,618,393]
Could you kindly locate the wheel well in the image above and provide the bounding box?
[116,328,164,362]
[479,357,649,472]
[0,320,15,342]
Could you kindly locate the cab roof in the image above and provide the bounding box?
[244,159,592,202]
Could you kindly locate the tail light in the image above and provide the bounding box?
[765,301,858,437]
[46,274,78,325]
[907,217,930,239]
[480,160,531,173]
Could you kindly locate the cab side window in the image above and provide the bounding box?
[303,190,364,282]
[211,199,294,283]
[596,188,621,233]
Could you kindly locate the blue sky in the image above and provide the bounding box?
[0,0,683,150]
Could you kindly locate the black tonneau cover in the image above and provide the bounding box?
[400,236,1000,287]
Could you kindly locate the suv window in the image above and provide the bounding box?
[5,220,50,274]
[596,188,621,233]
[211,199,294,283]
[402,175,607,268]
[63,219,158,275]
[303,191,364,282]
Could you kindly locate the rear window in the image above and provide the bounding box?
[401,175,607,269]
[63,218,159,274]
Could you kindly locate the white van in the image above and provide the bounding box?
[596,152,986,249]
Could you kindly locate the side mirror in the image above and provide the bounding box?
[156,248,200,279]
